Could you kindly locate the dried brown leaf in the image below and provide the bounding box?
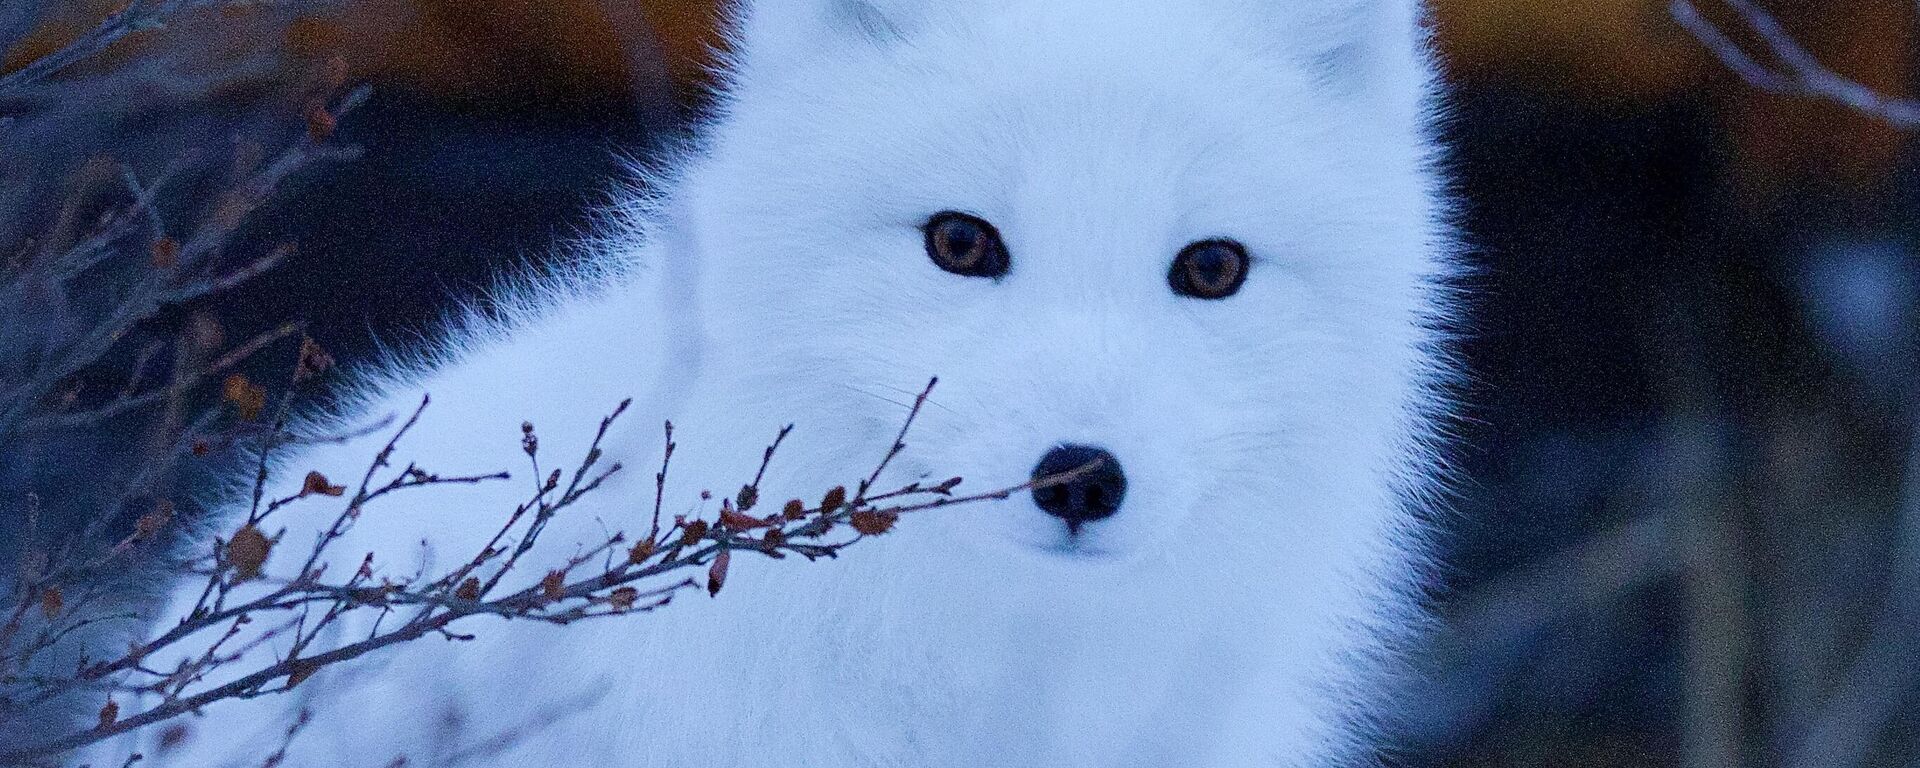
[305,101,337,142]
[227,525,272,580]
[707,549,731,597]
[39,585,63,619]
[821,486,847,514]
[150,236,179,269]
[679,519,709,546]
[222,374,266,421]
[719,504,770,531]
[294,336,335,383]
[627,538,656,565]
[134,500,174,541]
[302,471,346,497]
[850,510,899,536]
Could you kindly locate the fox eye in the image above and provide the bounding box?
[924,212,1010,278]
[1169,239,1249,299]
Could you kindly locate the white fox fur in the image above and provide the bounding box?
[92,0,1457,765]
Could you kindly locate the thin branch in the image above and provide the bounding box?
[0,378,1063,765]
[1672,0,1920,127]
[0,0,185,103]
[21,322,303,431]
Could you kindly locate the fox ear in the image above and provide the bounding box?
[726,0,927,70]
[1286,0,1436,115]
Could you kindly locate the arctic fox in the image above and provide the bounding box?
[93,0,1456,765]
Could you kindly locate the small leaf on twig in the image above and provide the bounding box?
[736,485,759,511]
[97,699,119,730]
[821,486,847,514]
[540,571,567,602]
[850,510,899,536]
[223,374,266,421]
[719,503,771,531]
[294,337,335,383]
[150,236,179,269]
[678,520,709,546]
[521,422,538,456]
[608,587,639,611]
[227,525,272,580]
[39,585,63,619]
[627,539,655,565]
[783,499,807,521]
[134,500,174,541]
[454,578,481,602]
[305,100,337,142]
[302,471,346,497]
[707,549,731,597]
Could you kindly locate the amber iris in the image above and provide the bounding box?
[923,211,1010,278]
[1169,239,1249,299]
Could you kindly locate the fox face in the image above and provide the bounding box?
[670,0,1452,574]
[627,8,1457,761]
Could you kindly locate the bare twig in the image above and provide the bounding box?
[0,378,1080,764]
[0,0,189,104]
[1672,0,1920,127]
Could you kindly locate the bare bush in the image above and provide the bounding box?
[2,0,366,754]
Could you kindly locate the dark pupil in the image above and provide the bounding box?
[1188,246,1236,290]
[941,223,981,266]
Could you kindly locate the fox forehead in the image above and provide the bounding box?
[693,0,1443,288]
[718,2,1430,197]
[722,41,1410,213]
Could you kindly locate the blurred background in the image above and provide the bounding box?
[3,0,1917,765]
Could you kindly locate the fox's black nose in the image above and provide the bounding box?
[1031,445,1126,531]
